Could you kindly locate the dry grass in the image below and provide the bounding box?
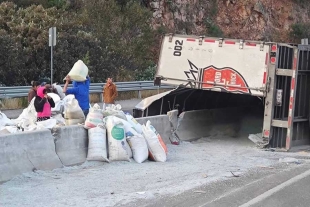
[0,97,28,110]
[0,89,171,110]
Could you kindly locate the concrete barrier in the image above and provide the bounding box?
[0,129,63,182]
[53,125,88,166]
[136,115,172,144]
[167,110,178,130]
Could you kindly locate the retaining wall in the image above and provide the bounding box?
[53,125,88,166]
[136,114,172,144]
[0,113,185,182]
[176,107,262,141]
[0,129,63,182]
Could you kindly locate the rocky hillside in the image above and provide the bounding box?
[148,0,310,42]
[0,0,309,86]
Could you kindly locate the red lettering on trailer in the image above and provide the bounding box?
[246,42,257,47]
[205,39,215,43]
[224,41,235,45]
[293,57,297,70]
[291,78,295,90]
[263,130,270,137]
[271,45,277,52]
[200,66,250,94]
[187,38,196,42]
[263,72,267,84]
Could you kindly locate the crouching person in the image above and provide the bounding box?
[34,86,55,122]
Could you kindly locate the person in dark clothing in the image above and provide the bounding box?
[34,86,55,122]
[28,81,40,104]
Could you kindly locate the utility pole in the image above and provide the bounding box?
[49,27,56,84]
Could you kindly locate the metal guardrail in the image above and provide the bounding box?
[0,81,175,99]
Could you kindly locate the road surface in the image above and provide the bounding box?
[134,161,310,207]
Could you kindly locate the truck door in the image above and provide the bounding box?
[262,44,310,150]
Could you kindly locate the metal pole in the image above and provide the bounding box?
[51,27,54,84]
[160,97,164,115]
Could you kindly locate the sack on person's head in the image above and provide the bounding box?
[63,60,88,82]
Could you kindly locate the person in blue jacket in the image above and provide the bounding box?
[63,75,90,117]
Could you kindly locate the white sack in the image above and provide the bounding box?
[87,125,109,162]
[0,126,20,134]
[36,118,57,129]
[106,116,131,161]
[47,93,60,103]
[47,93,62,113]
[142,120,168,162]
[64,98,85,120]
[0,111,14,127]
[52,83,65,99]
[52,114,66,126]
[52,100,64,113]
[102,104,127,120]
[64,60,88,81]
[113,116,138,137]
[65,118,85,126]
[125,113,142,134]
[127,134,148,163]
[85,104,104,129]
[14,97,37,128]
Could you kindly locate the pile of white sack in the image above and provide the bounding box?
[85,104,168,163]
[0,60,91,134]
[0,93,168,163]
[0,86,85,134]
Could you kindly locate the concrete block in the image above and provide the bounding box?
[136,115,172,144]
[0,129,62,183]
[177,107,245,141]
[167,110,178,130]
[53,125,88,166]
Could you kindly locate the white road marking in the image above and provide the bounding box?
[239,168,310,207]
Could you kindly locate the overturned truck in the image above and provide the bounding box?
[134,34,310,150]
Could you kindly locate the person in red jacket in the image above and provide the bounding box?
[34,86,55,122]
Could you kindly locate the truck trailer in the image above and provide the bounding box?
[135,34,310,150]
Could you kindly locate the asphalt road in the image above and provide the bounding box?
[126,161,310,207]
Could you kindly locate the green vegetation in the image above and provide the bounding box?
[290,23,310,42]
[0,0,157,86]
[1,0,307,86]
[203,0,222,37]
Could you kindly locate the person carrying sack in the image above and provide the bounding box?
[63,75,90,117]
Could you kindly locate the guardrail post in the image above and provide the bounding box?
[138,82,142,99]
[99,83,103,103]
[100,92,103,103]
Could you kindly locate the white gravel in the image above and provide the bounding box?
[0,136,302,207]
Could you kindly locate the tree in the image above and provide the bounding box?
[82,0,156,81]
